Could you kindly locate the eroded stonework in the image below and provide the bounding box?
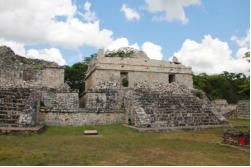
[0,46,79,127]
[0,46,230,128]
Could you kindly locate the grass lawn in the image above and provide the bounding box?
[0,120,249,166]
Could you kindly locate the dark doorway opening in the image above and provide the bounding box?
[169,74,175,83]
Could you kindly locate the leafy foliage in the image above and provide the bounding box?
[194,90,203,99]
[122,78,129,87]
[193,72,250,104]
[105,47,136,58]
[64,54,97,95]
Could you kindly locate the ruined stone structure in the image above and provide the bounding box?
[79,49,227,128]
[84,50,193,90]
[0,46,79,127]
[0,46,229,129]
[213,99,237,116]
[223,100,250,119]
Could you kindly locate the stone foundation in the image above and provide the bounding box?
[39,112,126,126]
[224,100,250,119]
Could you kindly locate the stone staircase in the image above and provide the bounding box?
[130,89,226,128]
[134,107,151,128]
[0,88,40,128]
[0,111,19,127]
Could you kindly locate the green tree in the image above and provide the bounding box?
[193,71,249,104]
[64,54,96,95]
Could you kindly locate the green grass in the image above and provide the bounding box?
[0,120,250,166]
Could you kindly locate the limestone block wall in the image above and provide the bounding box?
[80,89,125,113]
[40,88,127,126]
[85,70,121,89]
[85,55,193,89]
[175,74,193,88]
[128,72,168,88]
[236,100,250,119]
[223,100,250,119]
[37,68,64,88]
[0,88,40,127]
[86,69,193,89]
[39,112,126,126]
[40,88,79,113]
[212,99,237,116]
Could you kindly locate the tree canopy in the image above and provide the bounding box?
[193,72,249,104]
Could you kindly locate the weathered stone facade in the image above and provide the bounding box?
[0,88,40,127]
[223,100,250,119]
[85,50,193,89]
[0,46,229,128]
[212,99,237,116]
[0,46,79,127]
[80,50,227,128]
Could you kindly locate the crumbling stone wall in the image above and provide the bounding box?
[40,87,79,113]
[79,81,226,128]
[224,100,250,119]
[0,88,40,127]
[85,50,193,89]
[39,112,126,126]
[213,99,237,116]
[123,81,226,128]
[0,46,64,89]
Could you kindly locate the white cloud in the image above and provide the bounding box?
[121,4,140,21]
[79,1,97,22]
[173,35,249,74]
[106,38,139,51]
[144,0,201,24]
[231,29,250,48]
[0,38,26,56]
[106,39,164,60]
[231,29,250,62]
[26,48,66,66]
[141,42,163,60]
[0,39,66,65]
[0,0,113,49]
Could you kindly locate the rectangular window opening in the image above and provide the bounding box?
[169,74,175,83]
[120,72,128,87]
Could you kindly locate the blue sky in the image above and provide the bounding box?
[0,0,249,74]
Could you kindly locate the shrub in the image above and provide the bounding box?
[122,78,129,87]
[195,91,203,99]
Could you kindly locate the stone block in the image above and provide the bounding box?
[84,130,98,135]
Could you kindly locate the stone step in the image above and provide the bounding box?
[0,119,18,124]
[0,125,44,134]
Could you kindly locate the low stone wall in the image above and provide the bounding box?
[213,99,237,114]
[236,100,250,119]
[39,112,126,126]
[80,88,125,113]
[40,87,79,112]
[224,100,250,119]
[0,88,40,127]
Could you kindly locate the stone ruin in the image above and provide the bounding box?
[0,46,233,131]
[79,49,228,128]
[0,46,79,128]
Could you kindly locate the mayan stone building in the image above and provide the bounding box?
[79,49,227,128]
[0,46,79,128]
[0,46,230,130]
[84,49,193,90]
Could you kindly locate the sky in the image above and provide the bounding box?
[0,0,250,74]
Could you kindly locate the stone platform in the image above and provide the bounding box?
[123,124,248,133]
[0,125,44,134]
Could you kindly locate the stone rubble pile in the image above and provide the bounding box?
[134,80,192,95]
[0,78,34,88]
[93,81,120,89]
